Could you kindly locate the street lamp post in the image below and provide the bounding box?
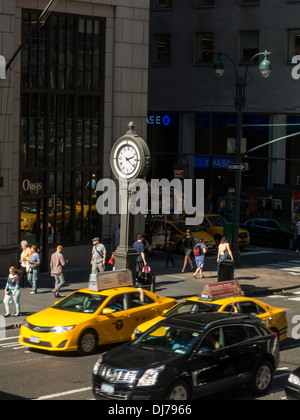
[213,51,272,266]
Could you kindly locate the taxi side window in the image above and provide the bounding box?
[127,292,155,309]
[238,301,265,315]
[105,294,125,312]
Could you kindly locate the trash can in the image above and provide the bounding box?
[223,222,233,245]
[217,260,234,282]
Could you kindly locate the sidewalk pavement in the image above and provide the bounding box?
[1,259,300,331]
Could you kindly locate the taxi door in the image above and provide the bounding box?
[95,292,134,344]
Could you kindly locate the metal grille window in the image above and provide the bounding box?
[20,10,105,263]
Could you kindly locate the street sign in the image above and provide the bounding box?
[228,163,249,171]
[0,55,6,80]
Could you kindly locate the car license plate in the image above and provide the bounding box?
[29,336,40,344]
[101,383,114,395]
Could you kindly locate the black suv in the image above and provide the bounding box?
[93,312,280,400]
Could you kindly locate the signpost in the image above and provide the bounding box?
[228,163,249,171]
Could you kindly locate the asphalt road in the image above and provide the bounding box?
[1,246,300,401]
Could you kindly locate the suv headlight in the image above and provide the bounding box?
[137,365,165,387]
[93,355,104,375]
[288,373,300,387]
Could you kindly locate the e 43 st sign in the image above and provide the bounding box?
[227,163,249,171]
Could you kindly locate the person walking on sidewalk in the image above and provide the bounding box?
[217,237,234,262]
[133,234,147,272]
[3,267,21,317]
[181,229,194,273]
[51,245,68,298]
[27,245,40,294]
[193,238,207,279]
[295,218,300,254]
[91,237,106,273]
[19,240,31,288]
[161,228,176,269]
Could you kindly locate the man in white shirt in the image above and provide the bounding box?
[91,237,106,273]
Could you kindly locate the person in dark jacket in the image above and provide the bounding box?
[181,229,194,273]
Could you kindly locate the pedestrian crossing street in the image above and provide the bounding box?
[261,260,300,277]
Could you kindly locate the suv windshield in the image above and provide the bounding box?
[133,325,201,355]
[54,292,107,314]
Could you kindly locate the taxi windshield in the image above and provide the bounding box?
[207,216,226,227]
[133,325,201,355]
[54,292,107,314]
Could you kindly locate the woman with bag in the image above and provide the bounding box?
[193,238,207,279]
[3,267,21,317]
[217,237,234,262]
[27,245,41,294]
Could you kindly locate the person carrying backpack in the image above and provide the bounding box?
[193,238,207,279]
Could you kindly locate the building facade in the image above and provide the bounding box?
[148,0,300,221]
[0,0,149,275]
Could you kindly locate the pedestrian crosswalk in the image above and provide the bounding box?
[261,260,300,276]
[0,335,24,350]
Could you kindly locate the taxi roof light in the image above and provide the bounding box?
[89,269,134,292]
[200,281,244,302]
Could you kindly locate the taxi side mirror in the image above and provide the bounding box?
[102,308,114,315]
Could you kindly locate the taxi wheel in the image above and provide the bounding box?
[248,361,273,395]
[165,381,190,400]
[78,329,97,356]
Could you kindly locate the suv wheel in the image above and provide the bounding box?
[78,329,97,356]
[165,381,190,400]
[248,361,273,395]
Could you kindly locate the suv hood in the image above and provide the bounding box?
[103,342,184,370]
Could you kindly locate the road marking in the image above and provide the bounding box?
[35,386,93,400]
[0,335,19,342]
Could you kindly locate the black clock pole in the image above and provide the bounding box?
[111,122,151,278]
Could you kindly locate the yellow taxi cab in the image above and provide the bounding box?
[132,281,288,342]
[150,219,216,252]
[19,270,176,355]
[201,214,250,247]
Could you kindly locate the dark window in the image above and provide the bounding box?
[154,34,171,65]
[20,11,105,250]
[223,326,248,346]
[155,0,172,9]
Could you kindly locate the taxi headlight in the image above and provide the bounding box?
[137,365,165,387]
[288,373,300,387]
[51,325,76,334]
[133,327,142,340]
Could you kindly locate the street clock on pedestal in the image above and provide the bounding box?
[110,122,151,181]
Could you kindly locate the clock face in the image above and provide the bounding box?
[113,140,141,179]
